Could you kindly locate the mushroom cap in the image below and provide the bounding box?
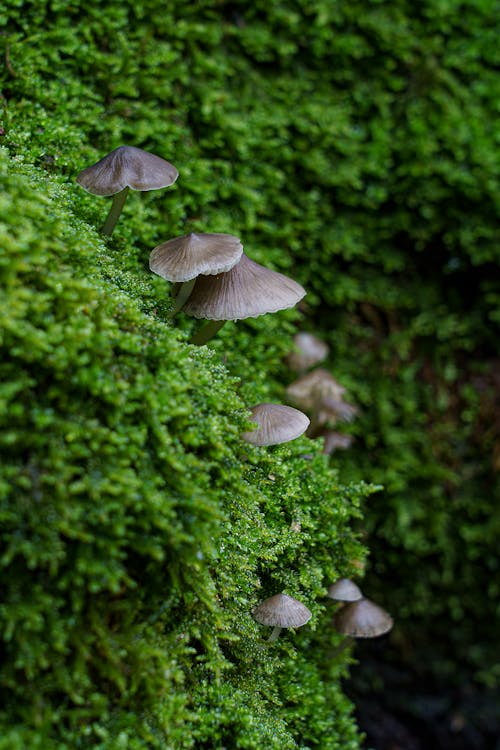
[317,396,358,425]
[333,597,393,638]
[286,332,330,372]
[286,369,347,411]
[321,431,353,455]
[149,232,243,283]
[241,403,310,446]
[253,593,312,628]
[327,578,363,602]
[181,253,306,321]
[76,146,179,196]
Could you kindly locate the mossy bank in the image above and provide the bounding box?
[1,0,499,746]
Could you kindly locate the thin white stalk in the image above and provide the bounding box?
[190,319,227,346]
[101,187,129,236]
[171,278,196,315]
[268,626,282,642]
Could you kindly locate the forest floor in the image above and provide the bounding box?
[347,648,500,750]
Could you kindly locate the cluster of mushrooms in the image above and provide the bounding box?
[285,332,358,455]
[76,145,393,650]
[253,580,393,646]
[77,146,306,345]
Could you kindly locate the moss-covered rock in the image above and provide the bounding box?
[1,0,499,744]
[0,145,370,747]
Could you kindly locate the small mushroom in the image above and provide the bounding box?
[327,578,363,603]
[308,396,358,438]
[333,597,393,638]
[316,395,358,425]
[149,232,243,313]
[286,332,330,373]
[287,370,357,438]
[321,431,353,455]
[286,369,346,412]
[183,252,306,345]
[76,146,178,235]
[253,593,312,641]
[241,403,310,446]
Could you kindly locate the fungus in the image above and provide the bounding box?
[316,395,358,425]
[286,370,357,438]
[149,232,243,313]
[333,597,393,638]
[286,369,346,412]
[76,146,178,235]
[321,431,353,455]
[308,396,358,438]
[241,403,310,446]
[327,578,363,603]
[253,593,312,641]
[286,332,329,373]
[183,252,306,345]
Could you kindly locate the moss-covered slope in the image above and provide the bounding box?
[0,149,371,747]
[1,0,499,743]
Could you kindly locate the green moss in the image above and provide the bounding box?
[0,149,370,746]
[1,0,499,742]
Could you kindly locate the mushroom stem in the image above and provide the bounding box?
[101,187,129,235]
[306,392,321,440]
[268,626,282,642]
[171,278,196,315]
[306,395,323,438]
[190,319,227,346]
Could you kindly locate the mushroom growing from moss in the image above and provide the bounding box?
[333,597,393,638]
[76,146,179,235]
[307,396,358,439]
[286,332,330,373]
[241,403,310,446]
[149,232,243,313]
[286,369,346,412]
[321,431,353,455]
[286,369,356,438]
[327,578,363,603]
[183,252,306,345]
[316,395,358,425]
[253,593,312,641]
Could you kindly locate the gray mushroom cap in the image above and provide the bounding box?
[182,253,306,321]
[321,431,353,455]
[253,593,312,628]
[333,597,393,637]
[316,396,358,425]
[287,332,330,372]
[149,232,243,283]
[286,369,346,411]
[241,403,310,446]
[76,146,179,196]
[327,578,363,602]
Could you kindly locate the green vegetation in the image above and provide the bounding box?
[0,152,371,747]
[1,0,499,746]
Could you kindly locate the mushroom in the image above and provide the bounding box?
[149,232,243,313]
[333,597,393,638]
[253,593,312,641]
[182,252,306,345]
[286,332,330,373]
[321,431,353,455]
[327,578,363,603]
[316,396,358,425]
[286,369,346,412]
[286,370,356,438]
[76,146,179,235]
[241,403,310,446]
